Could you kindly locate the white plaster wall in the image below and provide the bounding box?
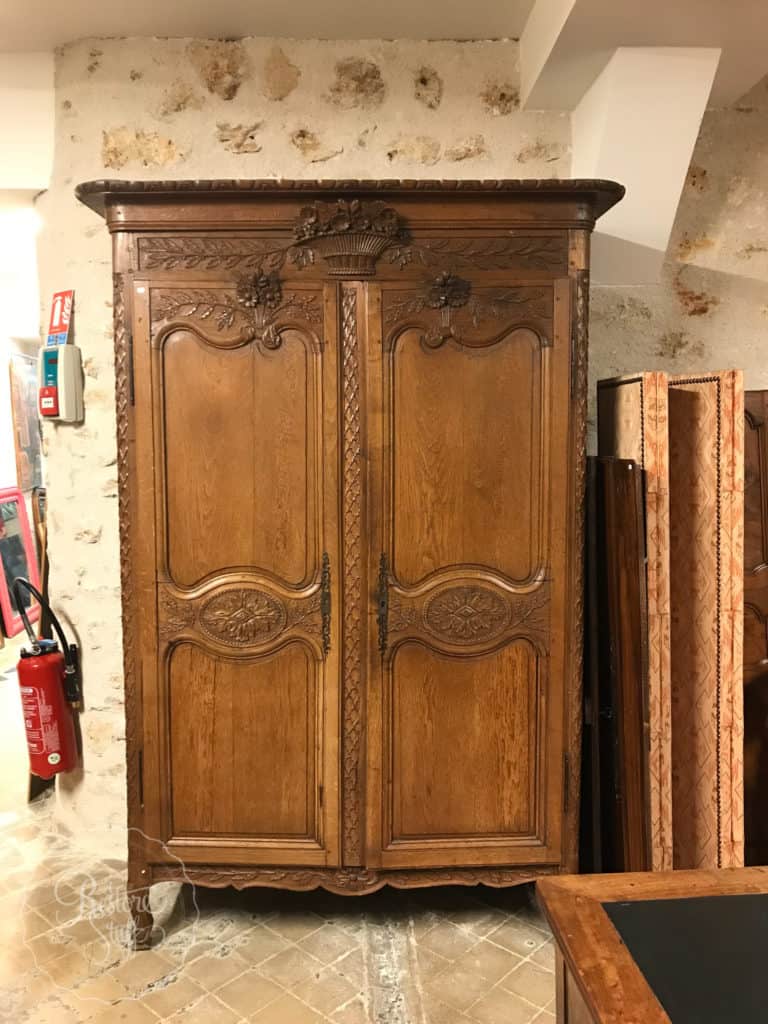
[36,37,569,855]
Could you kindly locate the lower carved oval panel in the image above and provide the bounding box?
[199,589,287,646]
[423,585,511,644]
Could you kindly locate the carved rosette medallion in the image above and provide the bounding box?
[199,590,287,646]
[423,586,511,644]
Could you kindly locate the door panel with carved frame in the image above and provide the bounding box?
[131,276,341,867]
[365,275,571,869]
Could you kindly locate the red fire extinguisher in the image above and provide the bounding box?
[13,578,81,779]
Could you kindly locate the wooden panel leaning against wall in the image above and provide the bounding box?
[583,456,649,873]
[744,390,768,865]
[76,178,623,948]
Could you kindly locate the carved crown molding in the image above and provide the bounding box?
[76,177,625,221]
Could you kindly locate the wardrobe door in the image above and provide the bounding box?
[365,274,572,869]
[131,276,341,867]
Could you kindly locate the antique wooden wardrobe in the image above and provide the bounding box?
[77,178,622,947]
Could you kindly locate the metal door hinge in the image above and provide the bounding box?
[376,553,389,654]
[320,553,331,656]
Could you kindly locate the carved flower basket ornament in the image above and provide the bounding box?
[294,199,405,277]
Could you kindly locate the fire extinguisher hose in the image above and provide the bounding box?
[12,577,81,707]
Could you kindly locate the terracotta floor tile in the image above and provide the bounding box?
[8,965,61,1010]
[449,940,522,985]
[214,968,284,1017]
[418,921,480,961]
[533,1011,555,1022]
[330,996,368,1024]
[138,974,208,1018]
[165,993,242,1024]
[500,961,556,1009]
[514,903,551,936]
[183,950,250,991]
[298,923,360,965]
[17,908,53,941]
[485,919,549,958]
[235,924,290,965]
[413,945,451,981]
[420,995,475,1024]
[249,992,327,1023]
[445,907,510,939]
[258,945,324,989]
[333,947,364,988]
[87,999,161,1024]
[25,931,77,967]
[110,950,175,995]
[58,974,133,1020]
[410,909,443,940]
[427,966,496,1012]
[529,941,555,972]
[467,988,540,1024]
[293,964,360,1016]
[21,997,83,1024]
[43,948,96,988]
[263,912,326,942]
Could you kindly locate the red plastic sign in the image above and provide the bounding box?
[47,290,74,346]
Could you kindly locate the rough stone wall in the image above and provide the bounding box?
[590,73,768,436]
[36,37,568,854]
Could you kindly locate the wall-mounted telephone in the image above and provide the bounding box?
[38,345,84,422]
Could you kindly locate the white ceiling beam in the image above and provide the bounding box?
[572,47,721,285]
[520,0,766,109]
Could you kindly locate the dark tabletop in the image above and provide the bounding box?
[604,892,768,1022]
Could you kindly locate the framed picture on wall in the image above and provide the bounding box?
[0,487,40,637]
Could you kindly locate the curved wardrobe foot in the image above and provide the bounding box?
[128,886,154,950]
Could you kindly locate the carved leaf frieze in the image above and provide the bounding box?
[384,285,550,328]
[151,284,322,349]
[384,236,566,272]
[139,237,292,272]
[138,229,565,276]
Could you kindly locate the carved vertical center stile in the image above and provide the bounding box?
[113,274,143,875]
[341,286,364,864]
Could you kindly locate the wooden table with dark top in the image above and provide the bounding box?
[537,868,768,1023]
